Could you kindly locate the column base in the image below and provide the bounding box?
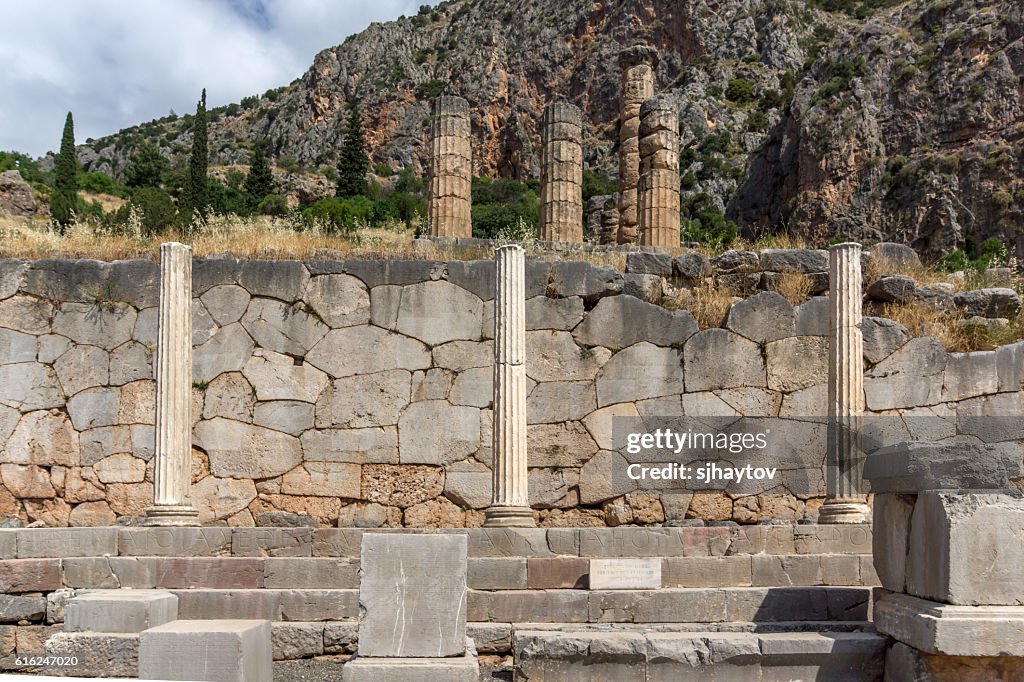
[818,500,871,524]
[483,506,536,528]
[144,505,200,527]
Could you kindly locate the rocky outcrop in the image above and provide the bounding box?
[0,170,37,216]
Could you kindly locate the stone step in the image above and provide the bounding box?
[513,628,887,681]
[139,619,272,682]
[47,553,878,591]
[64,589,177,634]
[468,587,871,624]
[1,525,873,560]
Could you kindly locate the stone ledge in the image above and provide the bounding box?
[874,592,1024,657]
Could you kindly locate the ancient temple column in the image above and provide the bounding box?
[427,95,472,238]
[616,45,658,245]
[145,242,199,526]
[484,245,534,527]
[539,101,583,243]
[819,242,871,524]
[638,96,680,247]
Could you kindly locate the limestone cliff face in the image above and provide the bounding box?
[67,0,1022,255]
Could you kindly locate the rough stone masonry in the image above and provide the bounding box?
[427,96,472,238]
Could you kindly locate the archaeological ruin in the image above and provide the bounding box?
[1,45,1023,682]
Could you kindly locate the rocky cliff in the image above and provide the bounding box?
[63,0,1023,256]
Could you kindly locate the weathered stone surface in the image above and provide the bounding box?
[871,242,920,270]
[766,336,828,393]
[941,351,998,401]
[574,295,697,351]
[243,349,328,403]
[526,330,610,383]
[444,459,492,509]
[760,249,828,273]
[202,372,254,422]
[306,325,430,377]
[282,462,361,498]
[192,322,255,385]
[622,273,663,303]
[866,275,915,303]
[272,621,325,660]
[432,339,492,371]
[724,292,795,344]
[684,329,766,391]
[526,295,584,331]
[66,386,120,430]
[547,262,623,303]
[315,370,411,428]
[711,250,759,274]
[362,465,444,508]
[449,365,492,407]
[302,427,398,464]
[65,590,178,633]
[0,594,46,622]
[527,381,596,424]
[195,418,303,479]
[626,252,673,277]
[0,362,64,411]
[37,333,73,364]
[864,337,947,410]
[0,558,61,591]
[68,499,114,526]
[411,368,454,401]
[953,287,1022,318]
[52,302,136,349]
[252,400,313,436]
[674,251,712,282]
[238,260,309,301]
[872,494,912,592]
[4,409,79,466]
[395,280,483,345]
[0,295,51,334]
[117,527,233,556]
[109,340,151,385]
[794,296,829,336]
[192,476,258,522]
[446,260,496,301]
[526,557,589,588]
[241,297,329,357]
[369,284,402,330]
[860,316,911,364]
[94,453,146,483]
[232,528,313,557]
[359,533,468,657]
[139,619,272,682]
[596,344,684,409]
[913,283,956,312]
[399,400,479,465]
[200,284,251,325]
[590,558,661,589]
[0,327,36,364]
[303,274,371,328]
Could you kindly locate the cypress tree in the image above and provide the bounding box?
[51,112,78,230]
[335,103,369,198]
[184,89,209,221]
[244,141,273,200]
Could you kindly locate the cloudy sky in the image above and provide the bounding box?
[0,0,442,157]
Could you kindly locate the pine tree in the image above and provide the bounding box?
[183,89,209,221]
[51,112,78,230]
[335,103,369,198]
[244,141,273,200]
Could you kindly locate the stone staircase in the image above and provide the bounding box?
[0,524,884,680]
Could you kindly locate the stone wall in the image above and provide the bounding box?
[0,257,1021,529]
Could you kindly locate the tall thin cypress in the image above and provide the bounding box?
[184,89,209,222]
[51,112,78,230]
[335,103,369,198]
[244,141,273,200]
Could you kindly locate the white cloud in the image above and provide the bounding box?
[0,0,440,157]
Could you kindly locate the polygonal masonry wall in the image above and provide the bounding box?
[0,257,1020,529]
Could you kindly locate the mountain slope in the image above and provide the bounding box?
[67,0,1023,256]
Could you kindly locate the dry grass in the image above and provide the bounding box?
[771,272,813,306]
[664,282,736,329]
[864,253,953,289]
[881,300,1024,352]
[0,214,627,268]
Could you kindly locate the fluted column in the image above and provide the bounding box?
[485,245,534,527]
[819,242,871,524]
[427,96,472,238]
[638,97,680,247]
[145,242,198,526]
[616,45,658,245]
[539,102,583,243]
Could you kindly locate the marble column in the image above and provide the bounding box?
[616,45,658,245]
[819,242,871,524]
[485,245,534,527]
[145,242,199,526]
[539,101,584,243]
[427,95,472,238]
[638,96,680,247]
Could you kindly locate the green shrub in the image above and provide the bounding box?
[106,187,177,236]
[680,193,739,250]
[77,171,121,196]
[726,78,755,104]
[582,170,618,202]
[471,176,538,239]
[257,194,289,216]
[415,80,446,100]
[302,196,373,234]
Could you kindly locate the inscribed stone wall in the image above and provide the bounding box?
[0,257,1020,529]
